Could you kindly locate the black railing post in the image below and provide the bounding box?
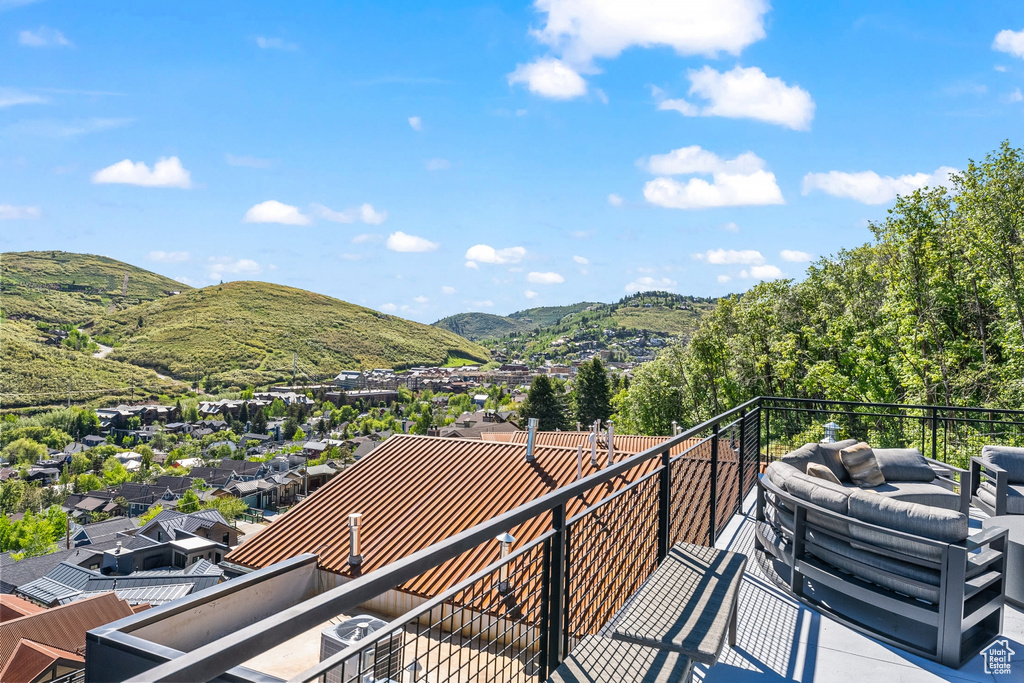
[738,408,747,511]
[657,446,671,561]
[709,422,719,544]
[930,407,938,462]
[538,536,551,679]
[545,504,567,673]
[756,400,762,472]
[764,402,771,463]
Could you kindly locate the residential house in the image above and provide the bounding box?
[136,509,242,549]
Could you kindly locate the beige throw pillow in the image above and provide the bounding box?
[840,442,885,488]
[805,462,842,485]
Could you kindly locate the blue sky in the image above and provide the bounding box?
[2,1,1023,323]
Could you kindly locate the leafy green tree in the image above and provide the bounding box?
[127,416,142,430]
[294,427,306,441]
[521,375,569,431]
[202,495,247,520]
[138,505,163,524]
[2,438,47,465]
[572,359,612,427]
[102,457,130,486]
[250,407,268,434]
[70,452,92,475]
[268,398,287,418]
[178,489,201,513]
[75,473,104,493]
[282,418,298,440]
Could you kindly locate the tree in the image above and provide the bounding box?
[268,398,287,418]
[178,489,201,513]
[138,505,163,524]
[102,457,130,486]
[127,416,142,430]
[250,407,268,435]
[520,375,569,431]
[572,358,612,427]
[2,438,47,465]
[75,473,104,493]
[238,402,249,425]
[69,452,92,475]
[294,427,306,441]
[202,495,247,520]
[283,418,298,441]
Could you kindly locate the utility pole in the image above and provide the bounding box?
[68,378,72,408]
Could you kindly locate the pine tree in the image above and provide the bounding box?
[573,358,612,427]
[521,375,568,431]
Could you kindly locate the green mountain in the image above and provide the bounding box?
[87,280,490,389]
[432,302,598,341]
[1,250,190,325]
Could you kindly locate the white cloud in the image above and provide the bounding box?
[694,249,764,265]
[658,66,815,130]
[465,261,479,270]
[413,295,429,304]
[472,300,495,308]
[780,249,812,262]
[92,156,192,188]
[408,116,422,131]
[527,271,565,284]
[312,202,388,225]
[387,231,439,253]
[225,153,271,168]
[532,0,768,65]
[380,303,397,312]
[148,250,190,263]
[340,253,362,261]
[255,36,297,50]
[624,276,677,293]
[174,275,195,286]
[4,117,131,137]
[739,265,783,280]
[607,193,623,206]
[425,158,450,171]
[464,244,527,265]
[524,289,538,299]
[643,146,766,175]
[508,58,587,99]
[801,166,957,204]
[0,87,46,108]
[721,221,740,232]
[573,255,589,265]
[243,200,310,225]
[717,274,731,284]
[442,286,456,295]
[208,257,261,279]
[1008,88,1023,103]
[644,172,783,209]
[993,29,1024,59]
[0,204,40,220]
[19,26,71,47]
[351,233,380,244]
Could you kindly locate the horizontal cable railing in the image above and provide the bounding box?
[126,398,762,683]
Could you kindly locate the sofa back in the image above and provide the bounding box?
[982,444,1024,484]
[780,440,858,482]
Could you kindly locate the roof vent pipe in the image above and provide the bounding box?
[526,418,539,462]
[590,430,599,468]
[671,421,679,436]
[348,513,363,567]
[607,421,615,466]
[576,444,583,481]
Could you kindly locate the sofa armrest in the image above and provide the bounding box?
[926,457,971,515]
[971,457,1009,516]
[966,524,1008,551]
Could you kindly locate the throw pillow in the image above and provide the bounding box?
[805,462,842,485]
[840,442,885,488]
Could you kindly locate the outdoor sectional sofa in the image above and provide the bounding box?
[972,444,1024,516]
[756,439,1008,668]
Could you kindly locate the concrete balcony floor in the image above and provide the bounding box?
[703,491,1024,682]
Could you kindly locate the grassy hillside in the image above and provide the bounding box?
[87,281,490,389]
[432,302,599,341]
[1,251,189,325]
[1,319,186,410]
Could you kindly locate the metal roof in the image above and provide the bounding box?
[0,545,111,594]
[225,434,672,599]
[73,583,194,606]
[481,430,695,457]
[0,639,84,683]
[0,595,45,623]
[0,592,133,666]
[15,577,86,607]
[82,574,222,593]
[40,563,95,591]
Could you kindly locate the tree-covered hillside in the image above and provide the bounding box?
[616,142,1024,435]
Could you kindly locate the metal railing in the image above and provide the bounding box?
[117,395,1016,683]
[123,398,761,683]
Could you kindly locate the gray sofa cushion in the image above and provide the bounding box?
[816,439,859,482]
[765,461,802,490]
[981,445,1024,484]
[847,490,967,562]
[977,481,1024,514]
[780,442,825,474]
[806,462,841,484]
[862,482,961,511]
[804,528,941,603]
[784,473,851,535]
[873,448,936,482]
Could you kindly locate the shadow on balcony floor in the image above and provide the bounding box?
[694,492,1023,683]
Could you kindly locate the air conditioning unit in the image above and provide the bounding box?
[320,615,404,683]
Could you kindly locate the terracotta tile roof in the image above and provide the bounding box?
[481,430,696,457]
[0,592,134,668]
[225,434,680,600]
[0,639,84,683]
[0,596,45,624]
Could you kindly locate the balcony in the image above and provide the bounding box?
[86,398,1023,682]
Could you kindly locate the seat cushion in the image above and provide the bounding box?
[784,473,851,535]
[804,528,941,603]
[806,462,841,485]
[977,481,1024,514]
[840,442,885,488]
[865,482,961,511]
[780,442,827,474]
[981,445,1024,484]
[765,461,802,490]
[873,448,936,483]
[847,490,967,562]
